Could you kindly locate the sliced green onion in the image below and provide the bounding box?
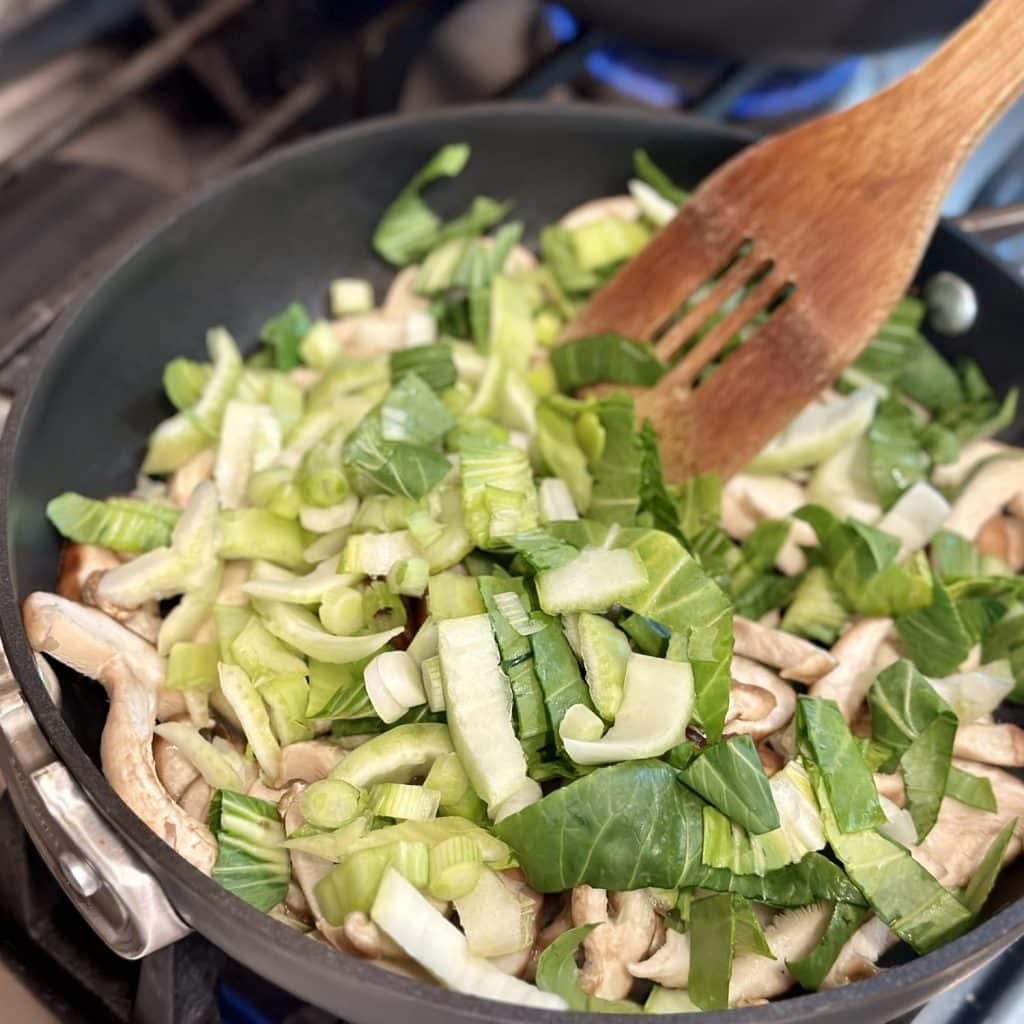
[190,326,243,437]
[299,779,364,829]
[428,835,482,900]
[408,509,445,548]
[370,782,441,821]
[420,655,446,713]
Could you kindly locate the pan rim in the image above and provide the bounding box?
[1,100,1022,1022]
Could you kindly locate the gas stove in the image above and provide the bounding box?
[1,3,1023,1022]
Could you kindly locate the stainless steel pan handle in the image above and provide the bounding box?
[0,644,190,958]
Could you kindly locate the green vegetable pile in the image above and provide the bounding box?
[38,146,1024,1014]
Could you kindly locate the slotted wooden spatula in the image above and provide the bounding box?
[562,0,1024,482]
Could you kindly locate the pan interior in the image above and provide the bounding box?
[3,104,1024,1017]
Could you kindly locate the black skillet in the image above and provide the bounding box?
[2,104,1023,1023]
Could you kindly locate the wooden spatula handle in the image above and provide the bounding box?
[871,0,1024,169]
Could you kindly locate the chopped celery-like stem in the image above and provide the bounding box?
[258,600,402,664]
[437,614,529,815]
[256,673,312,746]
[569,217,650,272]
[166,641,219,691]
[298,321,340,369]
[230,617,308,681]
[428,572,486,620]
[387,557,430,597]
[316,842,430,923]
[406,617,439,666]
[215,605,252,664]
[535,548,648,615]
[331,723,453,789]
[214,400,282,510]
[163,357,210,410]
[190,326,243,437]
[330,277,374,317]
[46,493,180,552]
[424,751,486,822]
[342,530,419,577]
[370,869,565,1009]
[370,782,441,821]
[299,779,363,829]
[142,413,212,476]
[318,585,365,636]
[299,496,358,534]
[220,509,308,571]
[217,663,282,780]
[493,591,544,637]
[537,478,578,523]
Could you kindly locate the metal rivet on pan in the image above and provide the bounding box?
[923,272,978,336]
[59,851,102,898]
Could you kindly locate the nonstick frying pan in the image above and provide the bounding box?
[2,104,1024,1023]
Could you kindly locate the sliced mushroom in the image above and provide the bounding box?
[344,911,406,959]
[631,904,832,1004]
[153,733,200,801]
[729,657,797,740]
[92,652,214,870]
[976,515,1024,571]
[23,591,185,721]
[80,571,161,644]
[178,775,213,823]
[571,886,658,1001]
[721,475,816,576]
[248,777,287,805]
[757,743,786,775]
[809,618,892,721]
[932,439,1010,490]
[953,723,1024,766]
[279,739,346,784]
[910,760,1024,889]
[729,903,833,1005]
[726,681,777,728]
[821,916,898,989]
[528,900,573,982]
[57,543,120,601]
[382,266,428,319]
[558,195,640,230]
[946,458,1024,541]
[733,617,836,684]
[628,926,690,988]
[168,448,216,508]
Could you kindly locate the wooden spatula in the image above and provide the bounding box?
[561,0,1024,482]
